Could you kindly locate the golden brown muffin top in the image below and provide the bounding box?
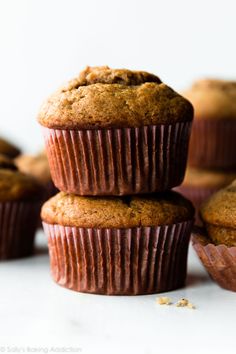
[0,169,43,202]
[182,167,236,188]
[0,137,20,158]
[200,180,236,229]
[183,79,236,120]
[15,152,51,185]
[41,191,194,228]
[38,66,193,129]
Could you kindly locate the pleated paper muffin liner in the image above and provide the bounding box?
[174,185,219,225]
[43,220,193,295]
[0,201,41,259]
[192,228,236,292]
[188,119,236,169]
[42,121,192,196]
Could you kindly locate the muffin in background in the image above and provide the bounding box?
[175,167,236,224]
[38,66,193,196]
[0,158,43,259]
[184,79,236,169]
[15,151,57,200]
[42,191,194,295]
[192,180,236,291]
[0,136,21,158]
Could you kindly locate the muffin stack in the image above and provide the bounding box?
[15,151,57,204]
[0,155,42,259]
[176,79,236,221]
[39,66,195,295]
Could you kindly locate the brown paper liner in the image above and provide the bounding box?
[174,185,219,225]
[43,220,193,295]
[42,122,192,196]
[188,119,236,169]
[0,201,41,259]
[192,228,236,292]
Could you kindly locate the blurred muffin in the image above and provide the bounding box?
[0,136,20,158]
[0,159,43,259]
[0,154,17,170]
[184,79,236,169]
[42,191,194,295]
[15,151,57,200]
[38,66,193,196]
[175,167,236,223]
[192,180,236,291]
[200,180,236,246]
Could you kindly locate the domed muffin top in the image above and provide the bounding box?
[182,167,236,188]
[183,79,236,120]
[0,161,43,202]
[15,152,51,185]
[200,180,236,229]
[38,66,193,129]
[41,191,194,228]
[0,137,20,158]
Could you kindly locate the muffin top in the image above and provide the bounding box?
[183,79,236,120]
[41,191,194,228]
[38,66,193,129]
[0,161,43,202]
[200,180,236,229]
[0,137,20,158]
[182,167,236,188]
[15,152,51,185]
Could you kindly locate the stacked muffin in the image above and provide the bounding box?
[0,154,42,259]
[39,66,195,295]
[176,79,236,221]
[15,151,57,203]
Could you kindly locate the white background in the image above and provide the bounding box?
[0,0,235,151]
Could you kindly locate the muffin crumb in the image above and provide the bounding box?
[156,297,172,305]
[176,298,195,309]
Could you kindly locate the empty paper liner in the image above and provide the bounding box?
[43,220,193,295]
[43,122,192,196]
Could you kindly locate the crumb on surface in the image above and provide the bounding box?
[156,297,172,305]
[176,298,196,309]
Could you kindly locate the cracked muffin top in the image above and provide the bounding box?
[41,191,194,228]
[0,137,20,158]
[38,66,193,129]
[15,152,51,185]
[0,158,43,202]
[183,79,236,120]
[200,180,236,229]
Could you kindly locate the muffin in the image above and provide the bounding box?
[0,154,18,170]
[0,136,20,158]
[42,191,194,295]
[38,66,193,196]
[15,151,57,200]
[192,180,236,291]
[175,167,236,223]
[184,79,236,169]
[0,159,43,259]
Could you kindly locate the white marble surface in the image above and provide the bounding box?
[0,231,235,354]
